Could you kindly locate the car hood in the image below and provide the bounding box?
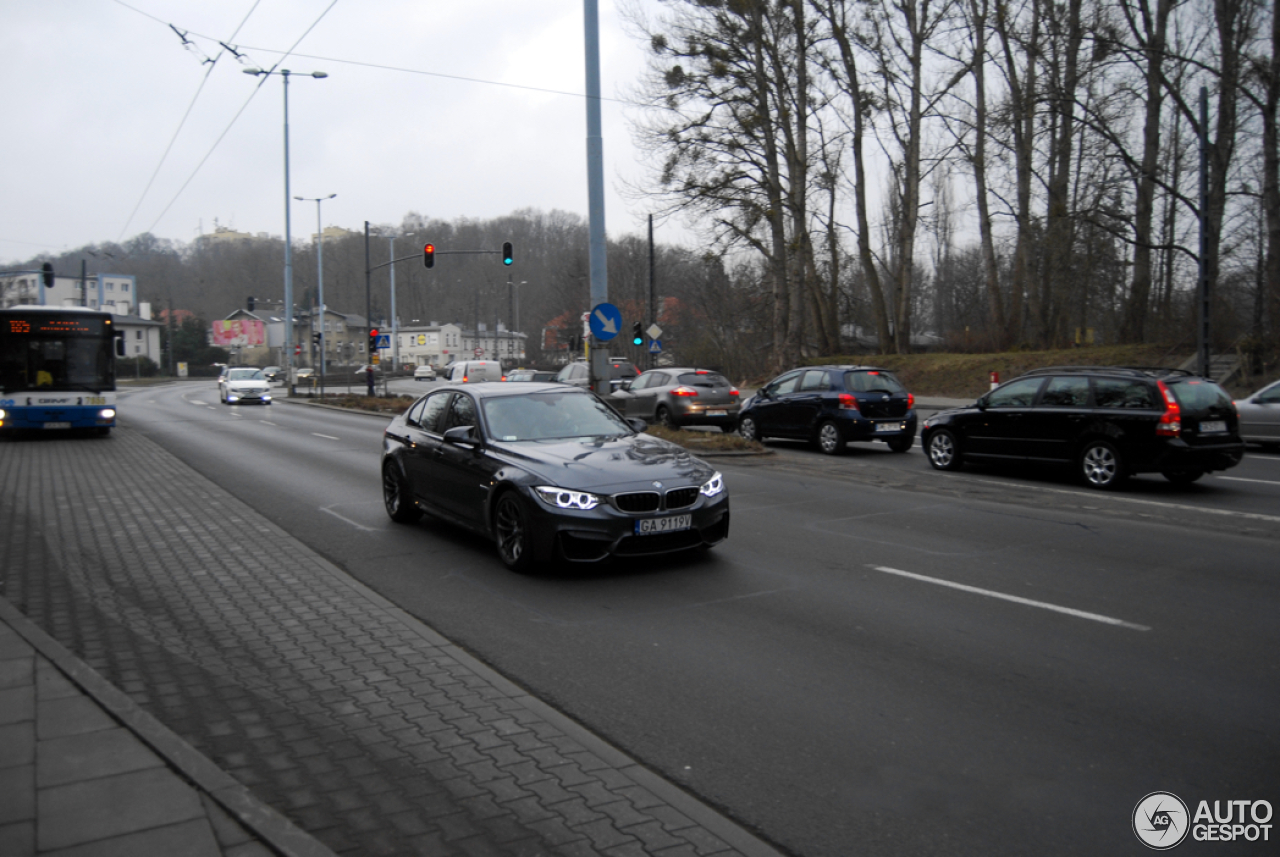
[490,433,715,492]
[227,380,269,391]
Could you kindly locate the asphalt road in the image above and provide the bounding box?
[120,380,1279,856]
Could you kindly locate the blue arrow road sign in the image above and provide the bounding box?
[589,303,622,341]
[648,339,662,353]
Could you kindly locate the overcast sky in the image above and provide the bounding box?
[1,0,683,266]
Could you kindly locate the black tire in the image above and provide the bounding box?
[1162,469,1205,485]
[493,492,536,573]
[1079,440,1127,490]
[739,415,761,442]
[886,435,913,453]
[657,405,679,430]
[815,420,845,455]
[382,462,422,523]
[925,429,963,471]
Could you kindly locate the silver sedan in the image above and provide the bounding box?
[1236,379,1280,448]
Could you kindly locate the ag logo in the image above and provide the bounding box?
[1133,792,1190,849]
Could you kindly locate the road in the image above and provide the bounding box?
[120,380,1279,856]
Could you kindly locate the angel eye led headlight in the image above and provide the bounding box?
[534,487,601,510]
[699,471,724,497]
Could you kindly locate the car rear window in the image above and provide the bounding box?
[610,363,639,379]
[677,372,728,386]
[1093,378,1156,409]
[1168,379,1232,412]
[844,370,906,394]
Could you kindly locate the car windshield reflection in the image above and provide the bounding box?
[483,391,633,442]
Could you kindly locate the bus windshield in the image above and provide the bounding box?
[0,313,116,393]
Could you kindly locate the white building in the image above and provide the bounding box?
[0,270,138,313]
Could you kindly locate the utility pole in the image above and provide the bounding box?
[584,0,609,395]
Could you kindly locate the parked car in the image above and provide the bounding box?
[554,358,640,392]
[413,365,437,381]
[921,366,1246,489]
[737,365,916,454]
[1235,379,1280,449]
[611,368,741,431]
[380,382,730,571]
[446,360,504,383]
[218,366,272,406]
[506,369,558,383]
[262,365,282,383]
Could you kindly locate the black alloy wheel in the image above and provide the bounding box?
[738,416,761,442]
[1080,440,1127,490]
[382,462,422,523]
[494,492,535,573]
[816,420,845,455]
[926,429,963,471]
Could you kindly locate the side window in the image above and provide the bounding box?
[1093,378,1156,410]
[631,372,652,390]
[1259,385,1280,404]
[768,372,802,397]
[418,392,452,433]
[1039,376,1090,408]
[405,396,430,426]
[443,394,477,431]
[986,377,1044,408]
[799,370,829,392]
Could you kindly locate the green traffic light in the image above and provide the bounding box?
[502,241,513,266]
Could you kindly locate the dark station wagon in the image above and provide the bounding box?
[921,366,1246,489]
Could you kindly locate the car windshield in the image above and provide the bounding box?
[483,391,634,442]
[844,370,906,394]
[228,369,263,381]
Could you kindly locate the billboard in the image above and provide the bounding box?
[211,319,265,347]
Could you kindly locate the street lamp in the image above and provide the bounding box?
[243,66,328,394]
[295,192,335,395]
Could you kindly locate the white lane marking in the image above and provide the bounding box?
[261,421,278,426]
[320,506,378,532]
[871,565,1151,631]
[964,477,1280,524]
[1219,476,1280,486]
[312,433,340,440]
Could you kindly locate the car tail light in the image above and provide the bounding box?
[907,393,914,409]
[502,375,507,381]
[672,386,699,397]
[730,388,740,398]
[839,393,860,411]
[1156,380,1181,437]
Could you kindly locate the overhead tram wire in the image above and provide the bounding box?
[138,0,341,237]
[116,1,264,241]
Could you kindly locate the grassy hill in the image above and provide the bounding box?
[817,344,1194,398]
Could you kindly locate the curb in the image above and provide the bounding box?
[0,596,339,857]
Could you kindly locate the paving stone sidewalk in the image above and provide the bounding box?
[0,430,785,857]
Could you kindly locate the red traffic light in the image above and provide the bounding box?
[369,328,379,338]
[423,244,435,268]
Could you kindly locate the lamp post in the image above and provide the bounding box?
[243,66,328,395]
[296,193,335,395]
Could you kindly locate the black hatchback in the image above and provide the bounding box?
[737,365,917,454]
[920,366,1246,488]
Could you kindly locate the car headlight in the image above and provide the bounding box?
[534,486,601,510]
[699,471,724,498]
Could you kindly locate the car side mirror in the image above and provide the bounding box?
[443,425,478,446]
[976,396,988,410]
[619,379,632,391]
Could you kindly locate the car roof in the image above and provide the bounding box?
[1020,366,1196,379]
[429,381,588,399]
[783,365,896,373]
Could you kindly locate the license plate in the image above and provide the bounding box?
[635,514,692,535]
[43,422,71,430]
[707,409,726,417]
[875,422,903,433]
[1200,420,1226,434]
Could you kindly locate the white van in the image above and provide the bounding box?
[447,361,504,383]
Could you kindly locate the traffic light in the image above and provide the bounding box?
[501,242,513,266]
[41,263,54,288]
[247,295,255,311]
[312,332,322,345]
[423,243,435,268]
[368,328,379,353]
[631,322,643,346]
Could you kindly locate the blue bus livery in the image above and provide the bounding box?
[0,306,124,435]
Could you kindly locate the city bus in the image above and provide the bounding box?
[0,306,124,436]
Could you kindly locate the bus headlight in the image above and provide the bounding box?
[0,408,6,420]
[99,408,116,420]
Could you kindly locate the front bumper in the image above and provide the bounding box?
[226,389,272,404]
[520,490,731,564]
